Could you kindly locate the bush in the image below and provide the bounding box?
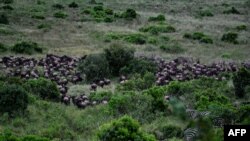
[54,11,68,19]
[198,10,214,17]
[89,91,113,102]
[0,132,50,141]
[223,7,240,14]
[0,84,28,115]
[153,125,183,140]
[139,25,176,35]
[124,33,147,44]
[11,41,43,54]
[0,14,9,24]
[37,24,51,30]
[120,58,157,76]
[68,2,78,8]
[98,115,157,141]
[2,5,14,10]
[0,43,7,52]
[148,14,165,22]
[122,8,137,19]
[160,44,184,53]
[184,32,213,44]
[105,8,113,15]
[24,78,60,101]
[93,5,104,11]
[221,32,238,44]
[104,43,135,75]
[52,4,64,9]
[117,72,155,91]
[31,13,45,20]
[233,68,250,98]
[236,105,250,124]
[78,53,110,81]
[236,25,247,31]
[104,17,113,23]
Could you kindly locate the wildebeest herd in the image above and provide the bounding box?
[0,55,249,109]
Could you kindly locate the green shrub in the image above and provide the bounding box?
[139,25,176,34]
[167,81,193,96]
[98,115,156,141]
[148,14,165,22]
[78,53,110,81]
[37,24,51,30]
[24,78,60,101]
[0,0,13,4]
[11,41,43,54]
[236,25,247,31]
[52,4,64,9]
[184,32,213,44]
[0,132,50,141]
[105,8,113,15]
[120,58,157,75]
[160,44,184,53]
[68,2,78,8]
[122,8,137,19]
[236,105,250,124]
[0,84,28,115]
[93,5,104,11]
[221,32,239,44]
[0,14,9,24]
[89,91,113,102]
[143,86,169,112]
[153,125,183,140]
[223,7,240,14]
[82,9,91,14]
[117,72,155,91]
[0,43,7,52]
[104,43,135,75]
[104,17,113,22]
[198,10,214,17]
[233,68,250,98]
[54,11,68,19]
[123,33,147,44]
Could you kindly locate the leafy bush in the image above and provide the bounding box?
[104,43,135,75]
[24,78,60,101]
[198,9,214,17]
[233,68,250,98]
[0,14,9,24]
[153,125,183,140]
[139,25,176,35]
[124,33,147,44]
[160,44,184,53]
[0,43,7,52]
[117,72,155,91]
[89,91,113,102]
[52,4,64,9]
[78,53,110,81]
[31,13,45,20]
[93,6,104,11]
[0,84,28,115]
[68,2,78,8]
[143,86,169,112]
[148,14,165,22]
[236,105,250,124]
[54,11,68,19]
[2,5,14,10]
[37,24,51,30]
[104,17,113,23]
[120,58,157,76]
[98,115,156,141]
[221,32,239,44]
[184,32,213,44]
[223,7,240,14]
[122,8,137,19]
[167,81,193,96]
[11,41,43,54]
[236,25,247,31]
[0,132,50,141]
[105,8,113,15]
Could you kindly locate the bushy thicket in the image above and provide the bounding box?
[0,83,28,116]
[117,72,155,91]
[153,124,183,140]
[53,11,68,19]
[97,115,157,141]
[24,78,60,101]
[0,43,7,52]
[120,58,157,76]
[184,32,213,44]
[0,0,13,4]
[148,14,165,22]
[139,25,176,35]
[78,53,110,81]
[223,7,240,14]
[0,131,50,141]
[104,43,135,75]
[11,41,43,54]
[89,90,113,102]
[121,8,137,20]
[68,2,78,8]
[236,25,247,31]
[221,32,239,44]
[233,68,250,98]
